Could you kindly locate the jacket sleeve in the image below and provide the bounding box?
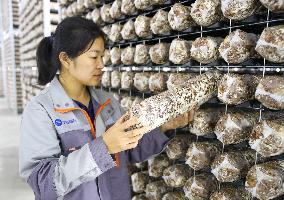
[113,97,176,164]
[19,101,116,199]
[126,127,176,164]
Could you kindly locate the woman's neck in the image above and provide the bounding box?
[58,74,90,106]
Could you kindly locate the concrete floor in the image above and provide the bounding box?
[0,98,34,199]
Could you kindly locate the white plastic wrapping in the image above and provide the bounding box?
[121,96,133,111]
[134,15,151,38]
[134,161,148,170]
[133,97,143,106]
[191,0,222,27]
[73,2,80,14]
[218,74,260,105]
[76,0,86,14]
[249,119,284,157]
[121,71,134,90]
[109,0,122,19]
[191,37,222,64]
[145,181,170,200]
[66,4,73,17]
[110,47,121,65]
[68,2,75,16]
[101,71,111,87]
[133,73,151,92]
[121,0,136,15]
[121,46,135,65]
[134,44,150,65]
[149,43,170,64]
[162,164,192,188]
[168,3,194,31]
[259,0,284,13]
[245,161,284,200]
[59,0,68,6]
[186,141,222,170]
[149,73,168,93]
[134,0,152,10]
[84,0,101,9]
[255,76,284,110]
[148,154,170,178]
[121,19,137,40]
[91,8,102,25]
[150,10,171,35]
[103,49,111,66]
[109,23,123,42]
[214,111,258,145]
[162,191,186,200]
[132,194,148,200]
[221,0,259,20]
[129,71,222,131]
[183,173,218,200]
[169,38,191,65]
[86,12,92,20]
[189,108,223,136]
[131,171,149,193]
[165,134,191,160]
[219,29,258,64]
[111,70,121,88]
[102,26,111,41]
[100,4,114,22]
[210,186,252,200]
[255,25,284,63]
[211,150,257,182]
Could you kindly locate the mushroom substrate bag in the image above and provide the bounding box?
[127,70,221,132]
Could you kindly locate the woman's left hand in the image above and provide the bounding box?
[160,108,197,132]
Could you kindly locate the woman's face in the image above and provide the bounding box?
[66,36,105,87]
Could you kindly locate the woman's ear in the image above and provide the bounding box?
[59,52,72,69]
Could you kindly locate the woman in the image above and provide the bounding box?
[19,17,195,200]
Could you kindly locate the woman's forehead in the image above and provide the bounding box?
[88,37,105,53]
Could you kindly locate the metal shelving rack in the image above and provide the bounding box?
[19,0,59,106]
[0,3,4,97]
[97,1,284,200]
[100,0,284,101]
[0,0,23,113]
[0,44,4,97]
[60,0,284,199]
[100,0,284,102]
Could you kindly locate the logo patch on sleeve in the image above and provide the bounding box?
[55,119,62,126]
[54,119,76,126]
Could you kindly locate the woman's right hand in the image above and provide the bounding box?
[102,113,151,154]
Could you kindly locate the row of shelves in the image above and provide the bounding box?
[19,0,60,107]
[1,0,23,113]
[103,65,284,75]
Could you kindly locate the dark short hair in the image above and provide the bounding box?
[36,16,106,85]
